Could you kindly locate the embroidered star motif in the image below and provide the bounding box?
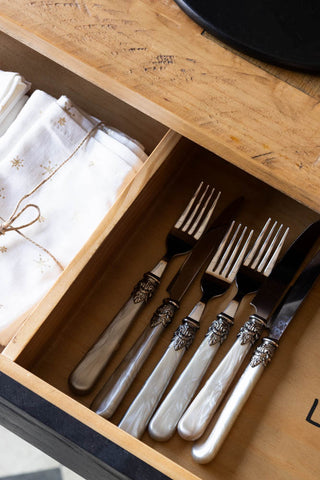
[34,254,51,273]
[39,160,58,176]
[0,246,7,253]
[57,116,66,127]
[11,156,24,170]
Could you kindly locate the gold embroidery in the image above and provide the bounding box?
[40,160,58,176]
[11,156,24,170]
[34,253,51,273]
[57,116,66,127]
[0,187,5,199]
[39,215,46,223]
[0,246,7,253]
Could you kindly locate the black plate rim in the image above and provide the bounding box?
[174,0,320,73]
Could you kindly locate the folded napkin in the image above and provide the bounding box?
[0,70,31,135]
[0,89,146,345]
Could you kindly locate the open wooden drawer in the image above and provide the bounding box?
[0,30,320,480]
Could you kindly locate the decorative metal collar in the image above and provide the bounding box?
[250,337,279,367]
[206,312,234,346]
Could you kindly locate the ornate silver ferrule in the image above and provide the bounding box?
[171,318,200,351]
[150,298,180,328]
[250,337,279,367]
[132,272,160,304]
[206,312,234,346]
[237,314,267,346]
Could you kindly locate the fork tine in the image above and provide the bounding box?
[223,228,254,280]
[192,190,221,240]
[174,181,204,229]
[243,218,271,267]
[214,223,243,275]
[182,185,212,233]
[250,220,278,270]
[256,223,283,272]
[262,226,290,276]
[206,221,235,272]
[180,184,210,231]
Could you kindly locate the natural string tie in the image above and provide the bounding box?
[0,121,103,272]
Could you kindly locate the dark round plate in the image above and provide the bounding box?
[174,0,320,72]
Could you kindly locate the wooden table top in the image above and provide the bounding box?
[0,0,319,212]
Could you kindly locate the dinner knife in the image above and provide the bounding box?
[192,247,320,463]
[178,220,320,441]
[91,197,243,419]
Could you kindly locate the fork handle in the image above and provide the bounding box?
[148,304,236,442]
[119,303,204,438]
[69,261,167,395]
[192,337,278,463]
[91,297,179,418]
[178,314,267,441]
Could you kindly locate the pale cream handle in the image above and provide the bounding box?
[148,337,220,441]
[118,343,185,438]
[178,336,251,440]
[69,260,166,395]
[192,362,265,464]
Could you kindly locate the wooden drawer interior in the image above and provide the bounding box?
[4,138,320,480]
[1,28,320,480]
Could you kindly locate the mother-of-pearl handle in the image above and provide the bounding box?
[91,296,179,418]
[192,337,278,463]
[178,314,267,440]
[118,304,204,438]
[148,311,233,441]
[69,260,166,395]
[119,341,186,438]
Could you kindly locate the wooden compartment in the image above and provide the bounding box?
[0,17,320,480]
[2,137,320,480]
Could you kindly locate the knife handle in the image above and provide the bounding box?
[148,310,234,442]
[69,262,166,395]
[91,297,179,418]
[178,314,266,441]
[119,303,203,438]
[192,337,278,464]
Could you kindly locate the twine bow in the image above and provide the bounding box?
[0,203,41,236]
[0,120,103,272]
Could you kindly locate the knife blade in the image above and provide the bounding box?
[178,219,320,441]
[251,219,320,320]
[192,247,320,464]
[91,197,243,419]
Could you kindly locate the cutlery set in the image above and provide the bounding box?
[68,181,320,464]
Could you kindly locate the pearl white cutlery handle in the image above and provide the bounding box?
[149,318,231,441]
[69,262,166,395]
[119,341,186,438]
[178,314,267,440]
[119,313,201,438]
[192,337,278,463]
[91,297,179,418]
[149,303,237,441]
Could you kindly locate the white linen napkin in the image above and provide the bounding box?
[0,91,146,345]
[0,71,31,135]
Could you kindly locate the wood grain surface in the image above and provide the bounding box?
[5,141,320,480]
[0,0,320,212]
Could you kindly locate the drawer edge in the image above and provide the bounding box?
[0,355,200,480]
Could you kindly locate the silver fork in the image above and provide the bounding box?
[118,222,253,438]
[177,219,289,441]
[69,181,221,395]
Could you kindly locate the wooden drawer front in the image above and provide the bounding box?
[0,370,170,480]
[0,29,320,480]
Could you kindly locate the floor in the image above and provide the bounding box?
[0,425,84,479]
